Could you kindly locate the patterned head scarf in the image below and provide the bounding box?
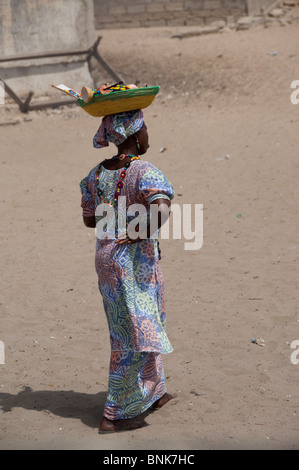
[93,109,144,149]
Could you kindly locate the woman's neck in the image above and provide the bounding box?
[117,135,139,157]
[102,153,139,170]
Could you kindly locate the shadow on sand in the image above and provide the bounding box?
[0,386,157,431]
[0,386,107,429]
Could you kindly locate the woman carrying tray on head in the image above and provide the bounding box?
[80,107,175,432]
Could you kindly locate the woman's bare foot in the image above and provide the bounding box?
[99,416,147,433]
[99,393,176,432]
[151,392,176,410]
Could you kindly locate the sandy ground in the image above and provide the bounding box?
[1,18,299,450]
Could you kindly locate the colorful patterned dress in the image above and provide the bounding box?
[80,159,175,420]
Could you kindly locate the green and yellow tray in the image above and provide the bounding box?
[77,86,160,117]
[51,83,160,117]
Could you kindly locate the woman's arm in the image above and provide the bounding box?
[83,216,96,228]
[147,198,171,237]
[115,198,171,245]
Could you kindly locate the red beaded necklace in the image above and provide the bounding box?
[96,154,139,207]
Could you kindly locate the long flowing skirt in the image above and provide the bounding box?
[103,351,166,420]
[96,239,172,420]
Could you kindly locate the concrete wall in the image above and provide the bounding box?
[0,0,95,97]
[94,0,249,29]
[247,0,279,15]
[0,0,95,56]
[94,0,280,29]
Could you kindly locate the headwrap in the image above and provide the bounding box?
[93,109,144,149]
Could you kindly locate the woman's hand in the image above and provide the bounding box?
[115,233,142,245]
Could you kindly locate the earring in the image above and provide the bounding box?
[136,136,140,152]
